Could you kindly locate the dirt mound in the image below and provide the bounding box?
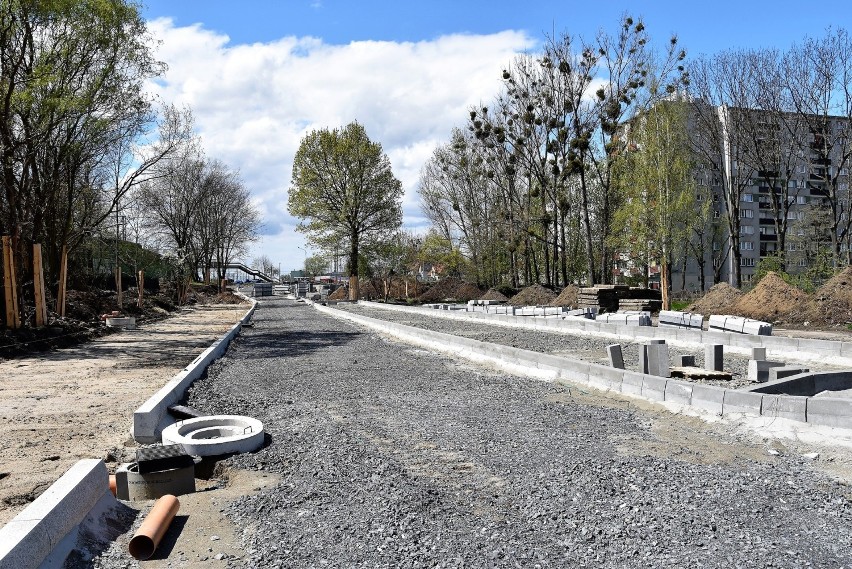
[801,266,852,326]
[328,286,349,300]
[549,285,579,307]
[479,288,509,302]
[732,272,808,322]
[455,282,484,302]
[417,277,465,303]
[508,284,558,306]
[687,282,743,315]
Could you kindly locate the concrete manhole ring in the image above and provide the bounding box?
[161,415,265,456]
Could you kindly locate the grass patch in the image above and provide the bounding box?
[670,300,691,311]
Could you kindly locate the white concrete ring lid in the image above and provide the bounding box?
[161,415,265,456]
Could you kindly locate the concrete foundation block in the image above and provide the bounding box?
[607,344,624,369]
[761,395,808,422]
[621,372,645,396]
[705,344,724,372]
[806,398,852,428]
[646,343,671,378]
[677,354,696,367]
[722,390,763,416]
[796,338,842,357]
[664,380,693,405]
[840,342,852,358]
[768,366,810,382]
[639,345,649,374]
[642,376,668,401]
[589,366,624,392]
[691,385,726,415]
[747,360,785,383]
[752,347,767,361]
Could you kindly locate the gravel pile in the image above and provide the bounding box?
[335,304,762,388]
[92,298,852,567]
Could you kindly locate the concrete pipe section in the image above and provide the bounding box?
[161,415,265,456]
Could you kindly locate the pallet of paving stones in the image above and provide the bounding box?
[618,299,662,312]
[670,366,733,381]
[658,310,704,329]
[707,314,772,335]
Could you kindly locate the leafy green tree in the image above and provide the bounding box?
[289,122,403,300]
[612,100,695,309]
[304,255,329,278]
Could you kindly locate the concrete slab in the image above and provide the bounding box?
[761,395,808,422]
[589,366,624,392]
[806,398,852,428]
[607,344,624,369]
[691,385,726,415]
[646,343,671,378]
[621,372,645,396]
[642,376,668,401]
[797,338,842,357]
[664,380,693,405]
[705,344,724,372]
[722,390,763,416]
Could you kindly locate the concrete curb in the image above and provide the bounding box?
[317,303,852,430]
[132,299,257,443]
[357,301,852,366]
[0,459,114,569]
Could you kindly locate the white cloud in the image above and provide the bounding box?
[145,18,534,272]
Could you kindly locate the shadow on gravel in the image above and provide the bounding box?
[240,329,359,358]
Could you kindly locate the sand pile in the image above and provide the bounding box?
[687,282,743,315]
[800,266,852,326]
[328,286,349,300]
[549,285,579,307]
[732,272,808,322]
[508,284,558,306]
[326,279,380,300]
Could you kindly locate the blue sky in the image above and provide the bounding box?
[139,0,850,274]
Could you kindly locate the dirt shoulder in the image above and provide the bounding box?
[0,302,250,527]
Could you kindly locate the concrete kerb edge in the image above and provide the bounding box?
[132,298,257,443]
[0,459,113,569]
[320,302,852,430]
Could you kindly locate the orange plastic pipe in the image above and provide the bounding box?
[108,475,116,496]
[128,494,181,560]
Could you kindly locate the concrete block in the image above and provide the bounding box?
[761,395,808,422]
[796,338,842,357]
[747,360,785,383]
[840,342,852,358]
[677,354,696,367]
[649,339,667,344]
[727,332,764,349]
[705,344,724,372]
[764,336,798,353]
[589,366,624,392]
[691,385,726,415]
[0,459,113,569]
[664,380,693,405]
[768,366,809,382]
[806,397,852,429]
[722,390,763,415]
[646,343,671,378]
[607,344,624,369]
[621,372,645,396]
[751,347,766,361]
[642,376,668,401]
[639,345,649,374]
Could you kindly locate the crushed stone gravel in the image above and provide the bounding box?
[91,298,852,568]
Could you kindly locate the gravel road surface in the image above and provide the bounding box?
[98,298,852,567]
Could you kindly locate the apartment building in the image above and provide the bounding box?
[671,103,851,292]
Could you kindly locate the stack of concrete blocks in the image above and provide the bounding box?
[708,315,772,336]
[468,299,503,306]
[705,344,724,372]
[512,306,569,317]
[596,311,652,326]
[747,347,787,383]
[489,305,516,315]
[639,339,670,377]
[658,310,704,330]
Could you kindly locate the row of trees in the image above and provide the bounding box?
[0,0,259,325]
[419,18,852,303]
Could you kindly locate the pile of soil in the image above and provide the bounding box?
[479,288,509,302]
[417,277,466,303]
[508,284,558,306]
[549,285,579,308]
[328,286,349,301]
[732,272,808,322]
[328,280,381,301]
[454,282,484,302]
[799,266,852,326]
[687,282,744,315]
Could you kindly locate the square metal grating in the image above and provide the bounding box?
[136,445,194,474]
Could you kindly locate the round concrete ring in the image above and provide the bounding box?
[161,415,264,456]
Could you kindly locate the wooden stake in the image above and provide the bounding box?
[2,236,20,329]
[56,245,68,317]
[138,270,144,309]
[33,243,47,327]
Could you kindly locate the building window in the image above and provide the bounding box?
[797,258,808,267]
[740,241,754,251]
[742,194,754,202]
[740,209,754,219]
[797,195,807,204]
[696,193,704,201]
[740,226,755,235]
[740,257,756,267]
[713,210,721,219]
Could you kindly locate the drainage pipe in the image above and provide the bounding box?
[128,494,180,560]
[108,474,116,496]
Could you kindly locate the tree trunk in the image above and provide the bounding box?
[349,231,359,301]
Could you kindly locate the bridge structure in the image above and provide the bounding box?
[213,262,277,283]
